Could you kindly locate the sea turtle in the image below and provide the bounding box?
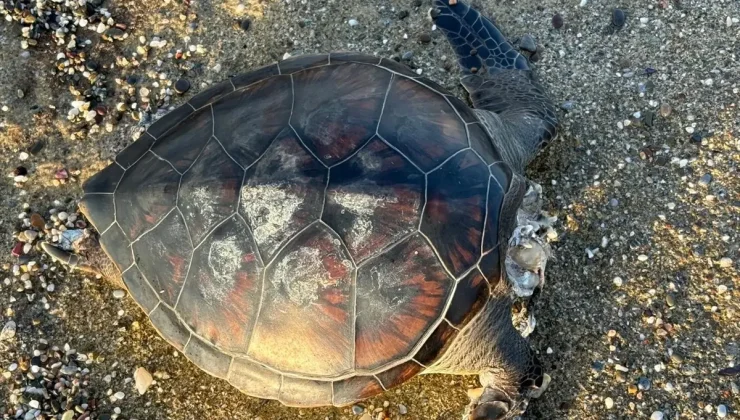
[42,0,559,418]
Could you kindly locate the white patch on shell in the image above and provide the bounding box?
[183,186,216,223]
[271,245,352,306]
[331,184,398,251]
[199,235,242,304]
[240,182,303,252]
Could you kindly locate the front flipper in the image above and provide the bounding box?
[431,0,529,75]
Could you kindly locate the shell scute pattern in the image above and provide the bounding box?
[81,53,512,404]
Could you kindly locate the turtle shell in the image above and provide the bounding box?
[80,52,521,407]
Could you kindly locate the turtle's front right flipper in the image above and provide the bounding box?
[432,0,558,174]
[431,0,529,75]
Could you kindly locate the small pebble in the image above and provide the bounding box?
[348,19,359,27]
[612,9,626,28]
[699,173,713,185]
[519,34,536,52]
[613,277,623,287]
[718,404,728,418]
[418,33,431,43]
[352,405,364,415]
[659,103,672,117]
[135,367,154,394]
[113,290,126,299]
[605,397,614,409]
[651,411,664,420]
[638,254,648,262]
[638,377,651,390]
[398,404,407,415]
[552,13,564,29]
[174,79,191,94]
[239,19,251,31]
[719,258,733,268]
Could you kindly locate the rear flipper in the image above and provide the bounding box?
[432,0,558,172]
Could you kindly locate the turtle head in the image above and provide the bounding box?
[41,230,118,283]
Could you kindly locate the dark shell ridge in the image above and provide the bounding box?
[80,52,515,406]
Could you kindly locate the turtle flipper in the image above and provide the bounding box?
[41,242,101,276]
[432,0,529,75]
[433,0,558,172]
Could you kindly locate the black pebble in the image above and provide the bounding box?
[85,60,99,72]
[419,33,432,43]
[174,79,190,94]
[239,18,251,31]
[126,75,138,85]
[552,13,564,29]
[612,9,626,29]
[28,140,45,155]
[398,10,409,19]
[690,132,703,144]
[14,166,27,176]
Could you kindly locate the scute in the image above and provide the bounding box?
[278,53,329,74]
[228,358,281,400]
[421,149,488,277]
[79,194,114,233]
[99,223,133,272]
[116,133,155,169]
[247,222,355,377]
[178,137,243,245]
[151,105,213,173]
[115,152,180,241]
[213,76,292,168]
[149,304,190,351]
[122,266,160,313]
[82,162,123,194]
[132,210,192,307]
[323,137,424,263]
[378,76,468,172]
[332,376,384,406]
[239,127,327,262]
[354,233,453,370]
[177,215,263,354]
[184,335,232,379]
[445,269,489,328]
[291,64,391,165]
[279,376,332,407]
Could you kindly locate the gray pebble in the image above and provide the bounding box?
[1,320,17,340]
[519,34,537,52]
[398,404,408,415]
[352,405,364,415]
[638,377,651,390]
[609,198,619,207]
[699,173,713,186]
[681,364,697,376]
[717,404,728,418]
[402,51,414,61]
